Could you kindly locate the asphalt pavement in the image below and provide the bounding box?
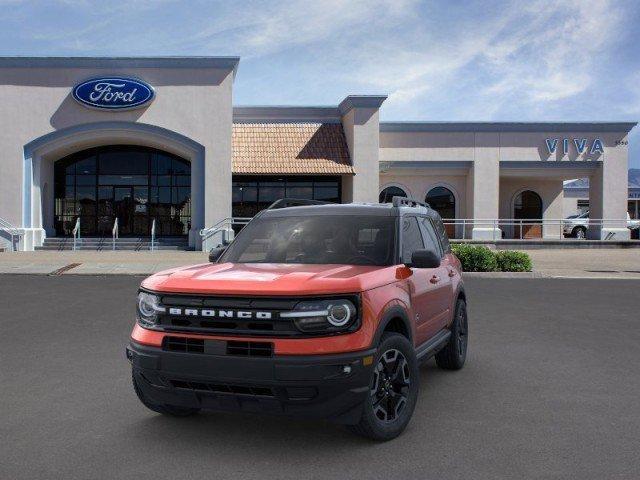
[1,275,639,480]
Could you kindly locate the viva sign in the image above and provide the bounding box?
[545,137,604,156]
[72,77,155,110]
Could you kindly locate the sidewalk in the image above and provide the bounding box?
[0,251,208,275]
[0,249,639,279]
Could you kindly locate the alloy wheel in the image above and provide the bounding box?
[371,349,411,423]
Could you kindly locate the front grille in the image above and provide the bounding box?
[163,336,204,353]
[226,341,273,357]
[162,336,273,357]
[154,294,360,337]
[169,379,275,397]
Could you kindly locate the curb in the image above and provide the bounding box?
[462,271,537,278]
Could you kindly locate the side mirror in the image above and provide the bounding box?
[209,247,226,263]
[409,249,441,269]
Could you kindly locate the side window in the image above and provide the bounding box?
[401,217,424,264]
[431,216,451,253]
[419,217,443,258]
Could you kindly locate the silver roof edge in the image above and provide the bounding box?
[380,121,638,133]
[233,106,342,123]
[0,56,240,76]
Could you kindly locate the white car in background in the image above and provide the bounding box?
[563,211,589,239]
[563,211,640,239]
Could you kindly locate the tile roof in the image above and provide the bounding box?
[232,123,354,175]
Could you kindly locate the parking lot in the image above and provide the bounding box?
[1,275,639,480]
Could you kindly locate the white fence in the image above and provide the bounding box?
[200,217,252,251]
[197,217,637,251]
[0,217,24,251]
[441,218,637,241]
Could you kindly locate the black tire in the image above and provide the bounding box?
[435,299,468,370]
[573,226,586,239]
[132,371,200,417]
[348,333,419,441]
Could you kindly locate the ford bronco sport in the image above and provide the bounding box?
[127,197,468,440]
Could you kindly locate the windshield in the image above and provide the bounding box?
[220,215,397,266]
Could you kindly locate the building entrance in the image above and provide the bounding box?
[54,145,191,237]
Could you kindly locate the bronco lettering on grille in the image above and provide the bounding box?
[167,308,273,319]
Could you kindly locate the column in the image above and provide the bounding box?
[588,139,629,240]
[471,132,501,240]
[340,95,387,203]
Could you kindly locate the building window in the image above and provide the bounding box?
[577,200,590,214]
[426,186,456,238]
[425,186,455,219]
[379,186,407,203]
[629,200,639,220]
[232,176,341,218]
[54,146,190,237]
[513,190,543,239]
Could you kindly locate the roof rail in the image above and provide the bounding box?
[392,196,430,209]
[267,198,331,210]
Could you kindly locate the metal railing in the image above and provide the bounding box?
[72,218,81,251]
[200,217,252,250]
[441,218,636,241]
[112,218,119,251]
[150,218,156,252]
[0,217,24,252]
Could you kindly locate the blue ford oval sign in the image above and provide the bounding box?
[72,77,155,110]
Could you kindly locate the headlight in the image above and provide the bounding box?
[136,291,165,327]
[281,298,358,333]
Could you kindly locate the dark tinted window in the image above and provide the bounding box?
[419,217,443,258]
[514,190,542,220]
[425,186,455,219]
[222,215,396,266]
[401,217,424,264]
[379,186,407,203]
[232,176,341,219]
[431,216,451,253]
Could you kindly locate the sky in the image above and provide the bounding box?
[1,0,639,168]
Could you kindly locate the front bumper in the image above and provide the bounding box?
[127,341,376,424]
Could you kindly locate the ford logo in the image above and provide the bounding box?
[72,77,155,110]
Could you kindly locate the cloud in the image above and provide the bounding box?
[187,0,420,58]
[338,0,625,118]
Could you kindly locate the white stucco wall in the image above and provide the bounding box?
[380,125,634,239]
[0,58,236,249]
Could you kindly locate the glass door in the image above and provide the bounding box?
[114,187,134,236]
[133,186,149,236]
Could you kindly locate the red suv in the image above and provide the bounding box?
[127,197,467,440]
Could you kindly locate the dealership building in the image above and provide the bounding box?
[0,56,636,250]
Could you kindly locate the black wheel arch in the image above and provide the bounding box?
[456,286,467,304]
[372,305,413,347]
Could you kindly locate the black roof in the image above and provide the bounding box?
[260,201,437,218]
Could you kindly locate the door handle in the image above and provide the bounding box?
[430,275,440,284]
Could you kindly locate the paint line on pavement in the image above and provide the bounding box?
[48,263,82,276]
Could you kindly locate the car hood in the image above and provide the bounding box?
[141,262,399,295]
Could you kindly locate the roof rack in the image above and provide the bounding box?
[392,196,430,209]
[267,198,331,210]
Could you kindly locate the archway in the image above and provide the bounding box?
[21,121,205,249]
[426,186,456,238]
[54,146,191,237]
[513,190,543,238]
[379,185,407,203]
